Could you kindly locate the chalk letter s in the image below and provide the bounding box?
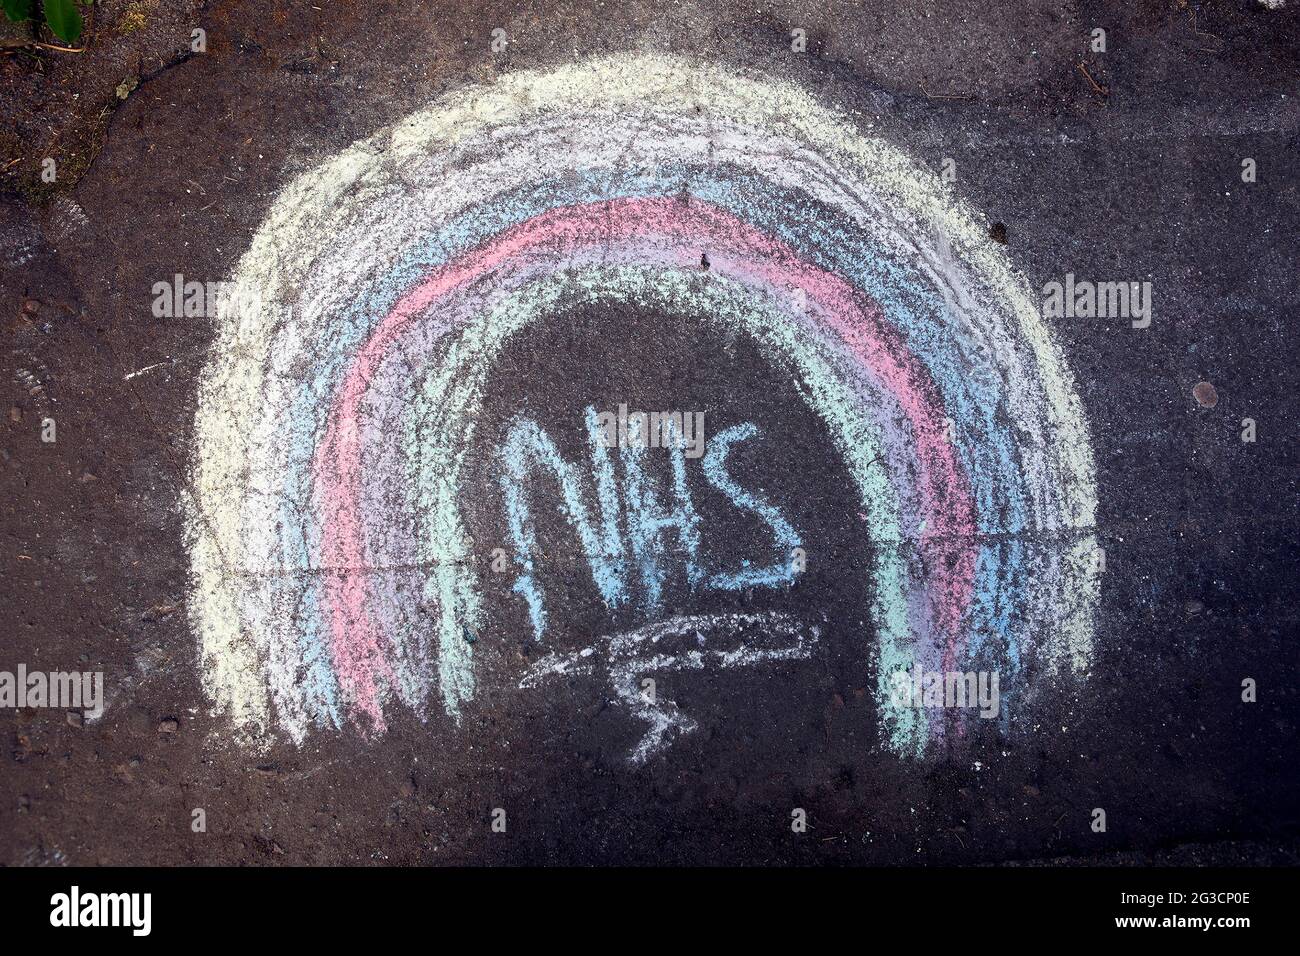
[702,423,801,591]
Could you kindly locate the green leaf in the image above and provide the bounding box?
[2,0,32,25]
[42,0,81,43]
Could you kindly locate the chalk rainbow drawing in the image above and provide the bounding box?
[186,53,1100,756]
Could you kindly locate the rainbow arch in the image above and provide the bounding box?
[187,53,1100,756]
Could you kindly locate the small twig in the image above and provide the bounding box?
[1077,62,1108,97]
[920,81,972,101]
[1190,10,1223,48]
[8,39,86,53]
